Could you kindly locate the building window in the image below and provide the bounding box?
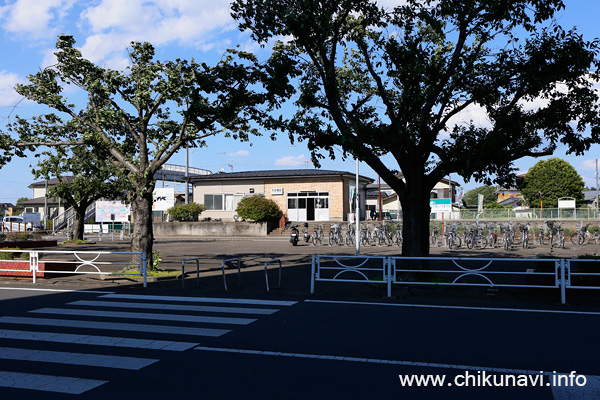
[205,194,244,211]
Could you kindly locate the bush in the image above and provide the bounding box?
[167,203,207,221]
[236,195,283,222]
[0,247,20,260]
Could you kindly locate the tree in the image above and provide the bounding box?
[463,186,497,208]
[520,158,585,208]
[5,35,275,265]
[31,145,130,240]
[236,195,283,222]
[167,203,207,221]
[232,0,600,257]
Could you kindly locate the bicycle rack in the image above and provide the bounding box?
[222,258,241,291]
[181,258,201,288]
[264,258,282,292]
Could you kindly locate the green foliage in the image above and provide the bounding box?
[152,249,162,270]
[520,158,585,208]
[231,0,600,257]
[236,195,282,222]
[463,186,498,207]
[0,247,20,260]
[5,35,274,257]
[167,203,207,221]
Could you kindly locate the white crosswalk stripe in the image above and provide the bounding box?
[0,347,157,370]
[67,300,279,315]
[0,371,107,394]
[0,292,292,395]
[29,307,257,325]
[0,329,197,351]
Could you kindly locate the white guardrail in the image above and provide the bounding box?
[0,250,147,287]
[311,255,600,304]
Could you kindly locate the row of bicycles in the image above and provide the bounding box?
[303,223,403,247]
[432,220,600,250]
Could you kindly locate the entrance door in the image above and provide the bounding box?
[307,198,315,221]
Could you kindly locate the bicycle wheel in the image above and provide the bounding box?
[465,234,473,249]
[503,235,510,250]
[571,233,581,245]
[312,234,319,245]
[475,235,487,250]
[522,234,528,249]
[538,233,545,246]
[328,233,334,246]
[431,234,438,246]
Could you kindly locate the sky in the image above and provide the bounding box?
[2,0,600,204]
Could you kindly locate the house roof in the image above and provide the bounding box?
[19,197,63,206]
[189,169,373,183]
[28,176,75,188]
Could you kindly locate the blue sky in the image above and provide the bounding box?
[1,0,600,204]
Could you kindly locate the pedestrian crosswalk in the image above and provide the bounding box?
[0,291,297,396]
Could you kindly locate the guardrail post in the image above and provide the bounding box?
[310,255,316,294]
[387,257,392,298]
[221,258,241,291]
[264,259,282,293]
[560,259,566,304]
[142,252,147,288]
[30,251,37,284]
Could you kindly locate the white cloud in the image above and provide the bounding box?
[444,103,493,133]
[0,71,22,106]
[1,0,75,39]
[580,159,598,171]
[227,150,250,157]
[275,154,310,167]
[78,0,236,63]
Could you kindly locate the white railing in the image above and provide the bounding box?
[0,249,147,287]
[311,255,598,304]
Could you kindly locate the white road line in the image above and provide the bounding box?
[305,299,600,316]
[0,347,157,370]
[0,287,114,294]
[0,371,107,394]
[30,308,256,325]
[67,300,279,315]
[0,316,230,337]
[101,293,297,307]
[194,346,600,387]
[0,329,198,351]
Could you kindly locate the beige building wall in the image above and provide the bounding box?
[192,180,265,220]
[265,179,345,220]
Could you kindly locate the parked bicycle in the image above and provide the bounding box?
[570,221,600,245]
[328,224,343,246]
[345,223,356,246]
[312,224,324,246]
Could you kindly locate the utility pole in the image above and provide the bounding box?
[596,158,600,218]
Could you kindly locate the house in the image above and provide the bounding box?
[20,176,74,222]
[190,169,372,222]
[366,176,461,219]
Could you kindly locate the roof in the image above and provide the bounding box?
[189,169,373,183]
[28,176,75,188]
[19,197,63,206]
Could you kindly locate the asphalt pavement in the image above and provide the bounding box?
[0,237,599,399]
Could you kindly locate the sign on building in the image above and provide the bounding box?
[96,201,130,222]
[271,188,284,195]
[430,198,452,212]
[153,188,175,211]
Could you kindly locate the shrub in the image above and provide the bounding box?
[167,203,207,221]
[236,195,283,222]
[0,247,20,260]
[5,232,31,241]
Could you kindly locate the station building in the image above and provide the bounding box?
[189,169,372,222]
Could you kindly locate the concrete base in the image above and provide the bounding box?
[154,221,277,237]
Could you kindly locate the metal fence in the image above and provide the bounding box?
[0,249,147,287]
[311,254,598,304]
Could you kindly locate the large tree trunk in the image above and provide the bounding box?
[72,203,88,241]
[400,186,431,258]
[130,184,154,269]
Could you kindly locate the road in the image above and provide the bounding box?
[0,286,598,399]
